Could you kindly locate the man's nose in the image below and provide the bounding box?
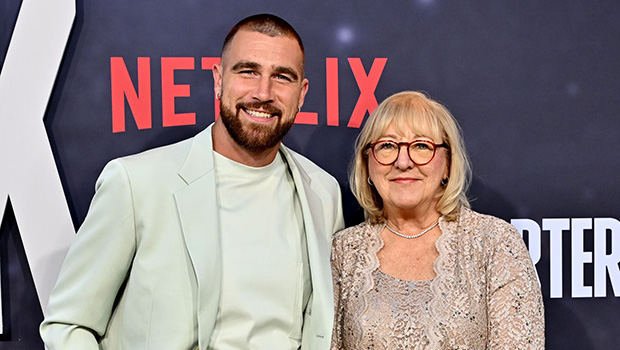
[252,75,274,102]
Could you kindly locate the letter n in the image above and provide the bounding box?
[111,57,152,133]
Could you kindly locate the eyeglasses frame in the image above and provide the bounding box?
[367,139,448,166]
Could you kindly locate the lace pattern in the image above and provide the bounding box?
[360,269,433,349]
[331,207,544,350]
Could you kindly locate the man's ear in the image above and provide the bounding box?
[297,78,309,110]
[212,63,223,98]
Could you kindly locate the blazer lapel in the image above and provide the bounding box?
[280,147,334,344]
[173,125,221,346]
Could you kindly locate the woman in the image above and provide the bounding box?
[331,91,544,349]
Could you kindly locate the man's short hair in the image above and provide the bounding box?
[221,13,305,70]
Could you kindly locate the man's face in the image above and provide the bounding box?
[213,30,308,152]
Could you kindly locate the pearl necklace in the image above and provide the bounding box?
[384,220,439,239]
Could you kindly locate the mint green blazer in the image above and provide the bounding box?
[40,124,344,350]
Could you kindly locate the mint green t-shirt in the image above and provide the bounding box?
[209,151,310,350]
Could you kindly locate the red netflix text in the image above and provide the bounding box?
[110,57,387,133]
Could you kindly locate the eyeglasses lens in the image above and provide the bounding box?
[409,141,435,164]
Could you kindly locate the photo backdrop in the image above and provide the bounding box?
[1,1,620,349]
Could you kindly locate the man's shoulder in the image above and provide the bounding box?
[281,145,335,179]
[280,145,343,199]
[122,136,193,165]
[116,128,210,172]
[95,137,192,189]
[97,130,209,189]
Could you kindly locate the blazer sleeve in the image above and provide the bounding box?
[40,159,137,350]
[486,220,545,349]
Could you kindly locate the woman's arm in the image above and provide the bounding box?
[486,220,545,349]
[330,232,345,350]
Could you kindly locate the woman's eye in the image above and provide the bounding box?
[412,142,432,150]
[377,142,397,150]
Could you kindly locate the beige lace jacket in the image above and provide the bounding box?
[331,207,544,349]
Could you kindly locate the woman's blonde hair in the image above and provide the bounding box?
[350,91,471,223]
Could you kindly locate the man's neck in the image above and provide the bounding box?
[211,120,280,167]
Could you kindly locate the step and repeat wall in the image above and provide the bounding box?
[1,1,619,349]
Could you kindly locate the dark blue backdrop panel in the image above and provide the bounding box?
[0,0,23,70]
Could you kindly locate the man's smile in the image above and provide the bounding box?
[242,107,276,119]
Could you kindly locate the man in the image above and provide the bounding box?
[40,14,343,350]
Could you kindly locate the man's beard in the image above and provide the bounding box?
[219,101,296,153]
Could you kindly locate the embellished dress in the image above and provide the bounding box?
[331,207,544,350]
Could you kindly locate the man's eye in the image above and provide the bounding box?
[276,74,292,82]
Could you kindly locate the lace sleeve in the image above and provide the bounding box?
[331,232,345,350]
[486,221,545,349]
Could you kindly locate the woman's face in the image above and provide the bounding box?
[368,122,449,218]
